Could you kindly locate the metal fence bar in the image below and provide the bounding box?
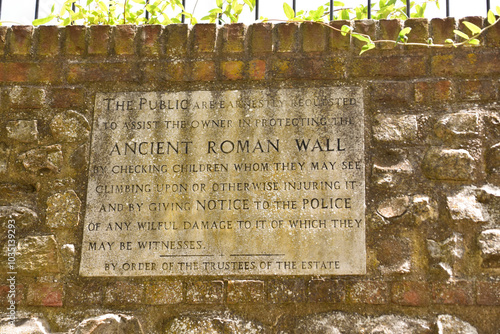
[34,0,40,19]
[406,0,410,17]
[292,0,296,13]
[446,0,449,17]
[487,0,490,13]
[329,0,333,21]
[368,0,371,19]
[255,0,259,20]
[181,0,186,23]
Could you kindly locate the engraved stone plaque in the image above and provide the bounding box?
[80,87,365,276]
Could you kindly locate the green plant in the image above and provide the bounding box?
[202,0,255,24]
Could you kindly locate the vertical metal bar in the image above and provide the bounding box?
[446,0,449,17]
[182,0,186,23]
[329,0,333,21]
[34,0,40,19]
[145,0,149,21]
[292,0,296,13]
[368,0,371,19]
[487,0,490,13]
[255,0,259,21]
[0,0,2,21]
[406,0,410,18]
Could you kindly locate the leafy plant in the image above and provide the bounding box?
[202,0,255,24]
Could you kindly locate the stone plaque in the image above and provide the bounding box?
[80,88,365,276]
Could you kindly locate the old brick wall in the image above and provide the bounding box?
[0,18,499,333]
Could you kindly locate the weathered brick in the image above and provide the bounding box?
[432,281,474,305]
[0,284,24,306]
[164,61,186,81]
[328,20,351,50]
[351,55,427,78]
[192,24,217,53]
[404,18,429,44]
[0,26,7,56]
[370,81,411,103]
[31,63,62,84]
[27,283,63,307]
[271,59,294,80]
[348,281,389,304]
[353,20,376,50]
[227,280,265,304]
[392,282,431,306]
[431,51,500,77]
[8,86,46,109]
[114,25,137,56]
[65,282,103,306]
[248,59,266,80]
[222,23,246,53]
[68,63,138,83]
[9,26,33,56]
[458,16,484,40]
[144,281,183,305]
[431,17,456,44]
[458,79,497,101]
[308,279,345,303]
[165,24,188,56]
[221,61,245,80]
[415,80,452,103]
[378,19,401,49]
[0,63,29,82]
[139,25,162,56]
[485,15,500,47]
[50,87,85,108]
[64,25,86,56]
[104,281,143,305]
[250,23,273,53]
[37,26,60,56]
[190,61,216,81]
[186,281,223,304]
[477,281,500,305]
[275,22,299,52]
[88,25,111,55]
[302,58,345,80]
[268,279,306,303]
[302,22,327,52]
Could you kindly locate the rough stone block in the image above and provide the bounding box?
[0,317,50,333]
[65,282,103,306]
[50,110,90,142]
[14,235,61,274]
[268,279,306,303]
[477,281,500,305]
[139,25,162,56]
[308,279,345,303]
[478,229,500,266]
[165,24,188,56]
[377,196,410,219]
[73,314,144,334]
[421,148,475,181]
[348,281,389,304]
[37,25,60,56]
[0,143,8,174]
[447,188,488,222]
[8,86,46,109]
[222,23,246,53]
[275,22,299,52]
[227,280,265,304]
[432,281,474,305]
[6,120,38,143]
[114,25,137,56]
[144,281,183,305]
[436,314,478,333]
[18,144,63,174]
[412,195,439,224]
[221,61,245,80]
[9,26,33,55]
[250,23,273,53]
[104,281,143,305]
[165,312,264,333]
[302,22,327,52]
[392,282,431,306]
[64,25,86,56]
[377,236,412,274]
[486,143,500,173]
[192,24,217,53]
[372,114,418,143]
[328,20,351,50]
[46,190,81,229]
[27,283,63,307]
[186,281,223,304]
[415,80,452,103]
[434,112,479,142]
[430,18,456,44]
[88,25,111,55]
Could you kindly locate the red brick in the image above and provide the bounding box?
[477,281,500,305]
[68,62,138,83]
[370,81,411,103]
[248,59,266,80]
[353,20,376,51]
[351,55,427,78]
[27,283,63,307]
[144,281,183,305]
[65,282,103,306]
[404,18,429,44]
[88,25,111,55]
[458,79,497,101]
[250,23,273,53]
[432,281,474,305]
[221,61,244,80]
[0,284,24,306]
[0,63,29,82]
[165,24,188,56]
[104,281,143,305]
[114,25,137,56]
[139,25,162,56]
[415,80,452,103]
[31,62,63,84]
[275,23,299,52]
[37,26,60,56]
[271,59,295,80]
[348,281,389,304]
[378,19,401,50]
[186,281,223,304]
[9,26,33,56]
[222,23,246,53]
[0,26,7,56]
[192,24,217,53]
[328,20,351,51]
[302,22,327,52]
[431,18,456,44]
[164,61,186,81]
[190,61,216,81]
[308,279,345,303]
[64,25,86,56]
[431,51,500,76]
[50,88,85,108]
[392,282,431,306]
[268,279,306,304]
[227,280,265,304]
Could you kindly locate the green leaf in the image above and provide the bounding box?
[399,27,411,37]
[283,3,295,19]
[497,6,500,16]
[468,38,480,45]
[33,15,55,25]
[359,43,375,55]
[341,9,350,20]
[352,33,371,43]
[488,9,496,25]
[454,29,469,40]
[216,0,223,8]
[340,24,351,36]
[462,21,481,35]
[444,38,454,44]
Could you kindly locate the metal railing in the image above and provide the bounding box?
[0,0,496,24]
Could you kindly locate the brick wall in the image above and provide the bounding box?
[0,18,499,333]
